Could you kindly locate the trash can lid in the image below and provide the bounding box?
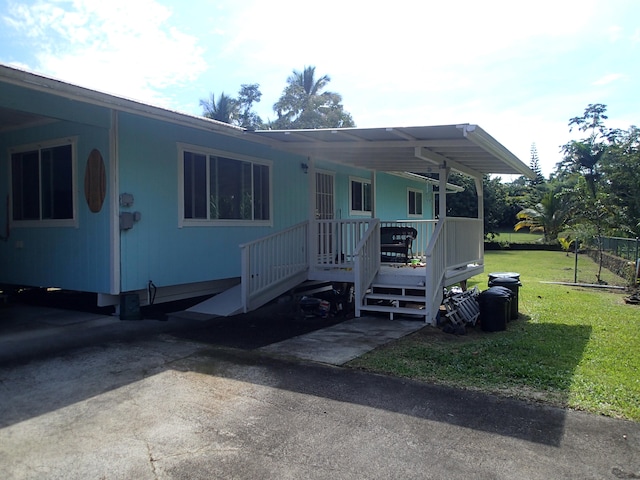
[489,276,521,285]
[479,286,513,299]
[489,272,520,279]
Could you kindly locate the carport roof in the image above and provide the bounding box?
[250,124,535,179]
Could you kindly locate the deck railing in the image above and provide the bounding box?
[425,220,447,324]
[314,219,375,267]
[240,221,309,312]
[238,216,482,319]
[445,218,483,268]
[423,217,483,324]
[354,220,381,317]
[380,219,438,258]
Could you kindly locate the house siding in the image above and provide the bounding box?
[0,105,113,293]
[116,113,308,292]
[314,160,434,221]
[0,74,436,299]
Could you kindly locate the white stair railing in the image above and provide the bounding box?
[240,221,309,313]
[354,220,381,317]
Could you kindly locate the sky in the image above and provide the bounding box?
[1,0,638,178]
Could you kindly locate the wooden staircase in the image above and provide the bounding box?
[359,272,430,322]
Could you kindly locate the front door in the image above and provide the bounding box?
[315,171,335,263]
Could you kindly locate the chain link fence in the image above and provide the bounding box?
[580,236,639,287]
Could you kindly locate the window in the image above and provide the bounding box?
[181,146,271,225]
[350,177,372,215]
[11,139,76,226]
[408,188,423,216]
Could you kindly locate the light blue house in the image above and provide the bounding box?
[0,64,534,324]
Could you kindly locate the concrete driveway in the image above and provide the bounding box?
[0,302,639,479]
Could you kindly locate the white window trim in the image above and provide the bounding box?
[8,136,79,228]
[349,176,372,216]
[177,143,273,227]
[407,187,424,218]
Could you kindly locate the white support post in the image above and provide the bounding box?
[371,170,376,219]
[438,166,450,220]
[474,175,484,221]
[308,157,317,266]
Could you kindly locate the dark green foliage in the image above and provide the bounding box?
[271,66,355,129]
[200,84,264,128]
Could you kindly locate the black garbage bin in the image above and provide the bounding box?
[488,273,521,320]
[477,287,511,332]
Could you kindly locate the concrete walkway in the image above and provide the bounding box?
[259,316,426,364]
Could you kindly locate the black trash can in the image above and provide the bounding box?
[478,287,511,332]
[488,273,521,320]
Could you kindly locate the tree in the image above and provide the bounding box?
[237,83,263,129]
[440,173,512,239]
[600,126,640,236]
[514,190,569,242]
[528,143,545,186]
[200,92,237,124]
[200,84,264,128]
[272,66,355,129]
[559,103,608,198]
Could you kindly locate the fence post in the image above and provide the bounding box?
[574,237,579,283]
[633,237,640,286]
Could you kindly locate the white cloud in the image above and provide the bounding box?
[5,0,207,106]
[592,73,625,86]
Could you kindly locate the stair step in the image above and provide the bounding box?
[371,283,426,291]
[365,293,426,303]
[359,304,427,316]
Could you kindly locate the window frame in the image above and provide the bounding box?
[407,187,424,218]
[9,137,78,228]
[349,176,372,216]
[178,143,273,227]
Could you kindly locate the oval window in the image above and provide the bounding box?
[84,149,107,213]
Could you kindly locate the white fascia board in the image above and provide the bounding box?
[0,63,244,137]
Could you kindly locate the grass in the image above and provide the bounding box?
[347,250,640,421]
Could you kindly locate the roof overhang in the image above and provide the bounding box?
[249,125,535,179]
[0,63,244,136]
[0,63,534,181]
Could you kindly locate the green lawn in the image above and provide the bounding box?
[348,250,640,421]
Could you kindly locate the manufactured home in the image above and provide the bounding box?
[0,64,534,324]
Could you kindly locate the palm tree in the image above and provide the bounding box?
[200,92,237,124]
[514,191,568,242]
[272,66,354,129]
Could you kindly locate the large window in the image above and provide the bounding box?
[408,188,423,217]
[11,139,76,226]
[181,146,271,225]
[350,177,372,215]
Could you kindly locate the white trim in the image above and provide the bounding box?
[407,187,424,218]
[8,136,79,228]
[177,142,273,227]
[349,175,372,217]
[109,110,120,295]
